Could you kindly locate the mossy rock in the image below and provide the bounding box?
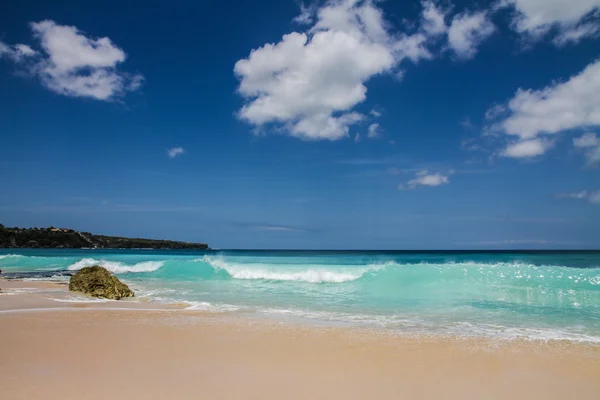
[69,266,134,300]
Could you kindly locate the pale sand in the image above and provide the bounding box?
[1,279,600,399]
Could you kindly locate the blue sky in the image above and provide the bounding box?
[1,0,599,249]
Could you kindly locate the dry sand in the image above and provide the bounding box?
[1,278,600,400]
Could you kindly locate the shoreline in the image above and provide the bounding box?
[2,277,600,343]
[2,278,600,399]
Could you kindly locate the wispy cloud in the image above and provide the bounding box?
[573,133,600,166]
[253,225,303,232]
[335,157,392,166]
[367,123,381,139]
[398,169,453,189]
[458,239,564,246]
[460,117,475,130]
[0,202,206,213]
[112,204,204,212]
[394,214,574,224]
[167,147,185,158]
[234,222,315,233]
[556,191,600,205]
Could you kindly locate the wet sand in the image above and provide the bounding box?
[1,278,600,400]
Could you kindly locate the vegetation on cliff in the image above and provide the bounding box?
[0,224,209,249]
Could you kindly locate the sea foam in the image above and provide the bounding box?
[198,256,390,283]
[67,258,164,273]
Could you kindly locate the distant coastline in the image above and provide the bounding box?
[0,224,209,250]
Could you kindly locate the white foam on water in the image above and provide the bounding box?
[197,256,392,283]
[0,254,23,260]
[0,307,176,314]
[0,287,64,295]
[251,306,600,343]
[66,258,164,273]
[51,297,112,303]
[184,301,243,312]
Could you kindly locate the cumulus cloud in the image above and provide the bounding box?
[234,0,434,141]
[447,11,495,59]
[399,169,451,189]
[487,59,600,158]
[0,20,142,101]
[573,132,600,165]
[421,1,448,36]
[501,138,553,158]
[503,0,600,45]
[167,147,185,158]
[556,190,600,204]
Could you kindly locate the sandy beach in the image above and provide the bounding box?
[1,278,600,400]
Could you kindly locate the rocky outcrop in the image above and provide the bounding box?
[69,266,134,300]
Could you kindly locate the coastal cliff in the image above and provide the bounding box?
[0,224,209,249]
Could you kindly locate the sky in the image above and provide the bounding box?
[1,0,600,249]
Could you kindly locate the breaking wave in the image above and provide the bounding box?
[67,258,164,274]
[0,254,22,260]
[198,255,391,283]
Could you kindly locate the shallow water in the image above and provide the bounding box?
[2,249,600,341]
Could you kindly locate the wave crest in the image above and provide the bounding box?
[67,258,164,274]
[198,256,390,283]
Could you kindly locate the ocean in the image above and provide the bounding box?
[2,249,600,342]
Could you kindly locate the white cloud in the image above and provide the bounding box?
[399,169,451,189]
[167,147,185,158]
[421,1,448,36]
[574,132,600,148]
[573,132,600,165]
[294,2,317,25]
[501,138,552,158]
[556,190,600,204]
[447,11,495,59]
[484,103,506,120]
[234,0,433,141]
[489,59,600,158]
[553,22,600,46]
[504,0,600,44]
[394,33,433,63]
[496,59,600,138]
[0,20,142,101]
[253,225,304,232]
[557,191,590,199]
[0,40,38,62]
[367,122,380,139]
[460,117,476,131]
[370,109,382,117]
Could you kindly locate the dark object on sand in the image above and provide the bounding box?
[69,266,134,300]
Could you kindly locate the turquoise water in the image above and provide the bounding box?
[2,249,600,341]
